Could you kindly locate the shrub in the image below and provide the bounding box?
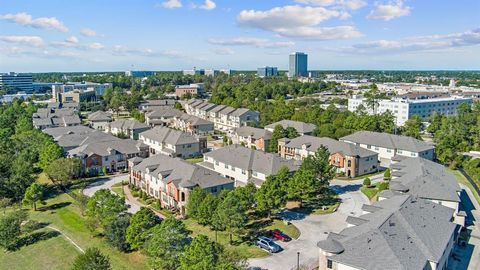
[377,182,389,191]
[384,169,391,180]
[363,177,371,187]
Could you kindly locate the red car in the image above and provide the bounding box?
[269,229,292,242]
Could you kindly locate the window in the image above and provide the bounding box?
[241,170,246,175]
[211,187,218,193]
[252,171,258,177]
[215,161,219,166]
[327,259,333,269]
[387,149,392,153]
[225,164,228,169]
[347,160,352,167]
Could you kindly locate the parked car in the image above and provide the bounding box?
[268,229,292,242]
[256,236,281,253]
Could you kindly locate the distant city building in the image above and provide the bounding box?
[52,82,112,102]
[32,82,61,93]
[0,92,46,103]
[60,89,97,103]
[219,69,232,75]
[0,72,33,93]
[347,95,473,126]
[205,69,220,77]
[125,70,156,77]
[288,52,308,77]
[257,66,278,77]
[175,83,205,99]
[183,68,205,76]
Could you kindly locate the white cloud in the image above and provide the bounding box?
[340,28,480,54]
[295,0,366,10]
[367,0,411,21]
[208,37,295,48]
[161,0,182,9]
[66,36,79,44]
[87,42,105,50]
[0,12,68,32]
[213,48,234,55]
[51,37,104,50]
[199,0,216,10]
[80,28,98,37]
[0,35,44,47]
[237,5,361,40]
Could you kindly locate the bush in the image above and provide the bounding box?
[377,182,389,191]
[384,169,391,180]
[363,177,371,187]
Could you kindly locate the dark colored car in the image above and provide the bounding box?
[269,229,292,242]
[256,236,281,253]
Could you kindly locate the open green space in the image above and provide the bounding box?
[185,157,204,164]
[448,168,480,205]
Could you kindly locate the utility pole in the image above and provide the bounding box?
[297,252,300,270]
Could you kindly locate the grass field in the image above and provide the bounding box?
[1,191,148,270]
[448,168,480,205]
[360,183,382,201]
[111,182,125,198]
[185,157,204,164]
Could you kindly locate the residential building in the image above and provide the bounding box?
[288,52,308,78]
[183,68,205,76]
[60,89,96,103]
[106,119,150,140]
[87,111,112,131]
[184,99,260,132]
[0,72,33,93]
[175,83,205,99]
[264,120,317,136]
[231,126,272,151]
[278,136,378,178]
[139,126,206,158]
[68,139,148,173]
[170,114,214,135]
[129,154,234,214]
[32,107,81,129]
[317,194,460,270]
[199,145,300,187]
[145,107,183,126]
[138,99,176,112]
[347,95,473,126]
[46,128,120,152]
[257,66,278,77]
[340,131,435,166]
[125,70,156,77]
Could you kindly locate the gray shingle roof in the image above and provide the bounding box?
[235,126,272,140]
[265,120,317,134]
[146,107,183,119]
[340,131,435,153]
[43,126,94,137]
[109,119,149,130]
[175,113,213,126]
[87,111,112,122]
[68,139,145,157]
[283,135,377,158]
[54,130,119,149]
[204,145,300,176]
[132,154,233,189]
[140,126,199,145]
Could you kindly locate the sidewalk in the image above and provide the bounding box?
[122,185,167,219]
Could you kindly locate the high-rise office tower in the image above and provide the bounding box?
[288,52,308,77]
[0,72,33,93]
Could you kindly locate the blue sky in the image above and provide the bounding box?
[0,0,479,72]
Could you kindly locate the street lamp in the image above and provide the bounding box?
[297,251,300,270]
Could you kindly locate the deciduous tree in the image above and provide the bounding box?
[126,207,160,250]
[72,247,112,270]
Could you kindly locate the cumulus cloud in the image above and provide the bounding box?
[66,36,79,44]
[80,28,98,37]
[161,0,182,9]
[208,37,295,48]
[0,12,68,32]
[339,28,480,54]
[199,0,216,10]
[0,35,44,47]
[367,0,411,21]
[51,37,104,50]
[213,48,234,55]
[237,5,361,40]
[295,0,366,10]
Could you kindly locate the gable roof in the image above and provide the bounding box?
[140,126,199,145]
[87,111,112,122]
[265,120,317,134]
[235,126,272,140]
[110,119,149,130]
[43,125,94,137]
[146,107,183,119]
[68,139,146,157]
[340,131,435,153]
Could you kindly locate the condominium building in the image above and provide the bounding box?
[278,136,378,178]
[264,120,317,136]
[106,119,150,140]
[32,107,81,130]
[288,52,308,78]
[175,83,205,98]
[87,111,113,131]
[0,72,33,93]
[138,99,176,112]
[340,131,435,166]
[170,114,214,135]
[347,95,473,126]
[184,99,260,132]
[231,126,272,152]
[145,107,184,126]
[257,66,278,77]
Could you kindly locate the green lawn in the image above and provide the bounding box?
[185,157,204,164]
[336,170,384,181]
[448,168,480,205]
[111,183,125,198]
[2,191,148,270]
[360,183,383,201]
[309,203,340,215]
[265,219,301,239]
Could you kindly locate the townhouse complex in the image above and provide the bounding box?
[87,111,112,131]
[185,99,260,132]
[278,136,379,178]
[340,131,435,166]
[32,107,81,129]
[231,126,272,152]
[265,119,317,135]
[317,156,464,270]
[106,119,150,140]
[138,99,175,112]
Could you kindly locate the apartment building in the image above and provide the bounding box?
[348,95,473,126]
[32,107,81,130]
[264,120,317,136]
[138,99,176,112]
[199,145,300,187]
[139,126,206,158]
[340,131,435,166]
[184,99,260,132]
[145,107,183,126]
[87,111,112,131]
[231,126,272,151]
[278,136,378,178]
[170,114,214,135]
[106,119,150,140]
[129,154,234,214]
[175,83,205,98]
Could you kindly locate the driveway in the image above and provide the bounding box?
[248,181,370,270]
[82,174,140,214]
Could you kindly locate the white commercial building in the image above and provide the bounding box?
[348,95,473,126]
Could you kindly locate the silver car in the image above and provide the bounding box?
[256,236,281,253]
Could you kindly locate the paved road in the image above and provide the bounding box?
[82,174,140,214]
[248,181,370,270]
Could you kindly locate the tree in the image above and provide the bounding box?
[255,167,290,216]
[145,217,190,270]
[72,247,112,270]
[22,182,44,211]
[174,102,183,110]
[401,115,423,140]
[105,214,131,252]
[45,158,82,186]
[0,210,27,250]
[126,207,160,250]
[285,126,299,139]
[287,169,317,204]
[383,168,391,181]
[299,146,336,189]
[179,235,219,270]
[232,182,257,210]
[363,177,371,187]
[196,193,218,226]
[186,187,207,219]
[86,189,127,229]
[38,141,63,171]
[363,84,384,113]
[268,125,287,153]
[215,192,247,244]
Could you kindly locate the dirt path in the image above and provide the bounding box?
[47,226,85,254]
